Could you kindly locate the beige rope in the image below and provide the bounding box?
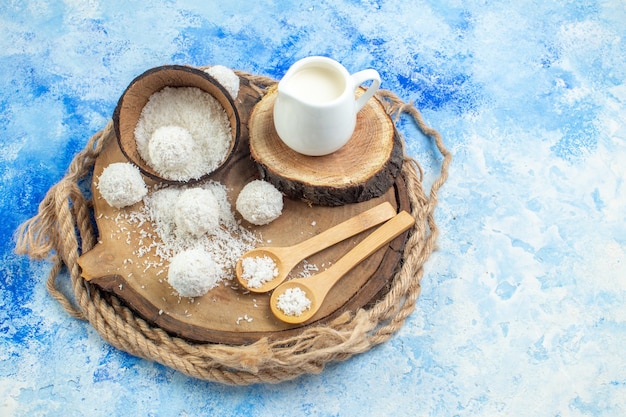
[14,72,451,385]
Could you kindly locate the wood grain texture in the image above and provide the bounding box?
[249,87,404,206]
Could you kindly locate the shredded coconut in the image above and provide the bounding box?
[241,255,278,289]
[96,162,147,208]
[276,287,311,316]
[120,181,258,282]
[143,182,257,263]
[174,188,220,237]
[205,65,240,98]
[167,248,221,297]
[298,260,320,278]
[134,86,232,181]
[236,180,283,225]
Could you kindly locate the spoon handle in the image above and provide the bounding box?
[313,211,415,294]
[289,202,396,260]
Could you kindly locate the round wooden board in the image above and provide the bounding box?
[77,74,410,345]
[249,87,404,206]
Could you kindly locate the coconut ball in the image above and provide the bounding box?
[174,188,221,237]
[204,65,240,98]
[148,125,195,180]
[236,180,283,225]
[96,162,147,208]
[167,248,221,298]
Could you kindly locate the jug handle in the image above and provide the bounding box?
[351,69,381,112]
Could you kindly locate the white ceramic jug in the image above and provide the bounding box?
[273,56,381,156]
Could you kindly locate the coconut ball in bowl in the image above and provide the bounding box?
[113,65,240,184]
[147,125,196,181]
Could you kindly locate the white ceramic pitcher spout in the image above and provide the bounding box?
[273,56,381,156]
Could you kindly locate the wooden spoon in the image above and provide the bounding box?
[235,202,396,292]
[270,211,415,324]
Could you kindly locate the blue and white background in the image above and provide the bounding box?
[2,1,625,416]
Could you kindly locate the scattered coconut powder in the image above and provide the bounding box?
[114,181,258,298]
[143,182,257,262]
[97,162,147,208]
[276,287,311,317]
[236,180,284,225]
[241,255,278,289]
[134,86,232,181]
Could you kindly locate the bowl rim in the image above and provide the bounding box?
[112,64,241,184]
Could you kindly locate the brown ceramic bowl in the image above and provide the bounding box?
[113,65,240,184]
